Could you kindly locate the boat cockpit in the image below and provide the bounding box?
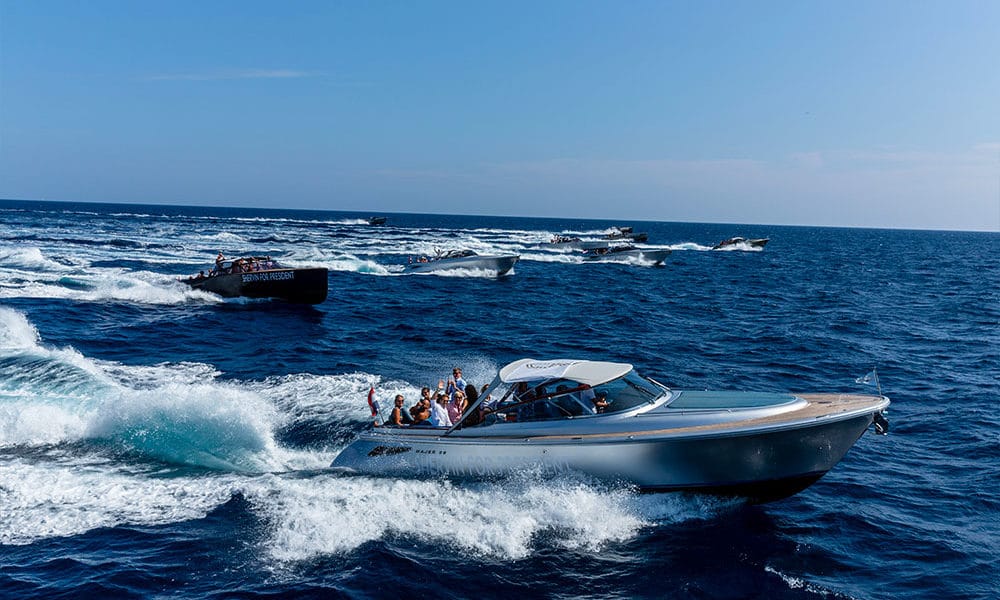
[457,363,670,429]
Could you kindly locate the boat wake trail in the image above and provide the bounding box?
[249,469,734,563]
[0,457,244,546]
[0,247,218,304]
[281,247,399,275]
[0,308,326,471]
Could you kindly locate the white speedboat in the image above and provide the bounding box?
[582,245,671,265]
[407,250,519,276]
[331,359,890,503]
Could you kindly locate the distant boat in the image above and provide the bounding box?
[546,235,609,251]
[181,256,328,304]
[603,226,648,243]
[407,249,519,276]
[367,216,387,226]
[582,245,671,265]
[713,237,769,250]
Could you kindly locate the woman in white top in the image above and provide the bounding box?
[428,390,453,427]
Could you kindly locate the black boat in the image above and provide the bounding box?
[604,226,648,243]
[181,256,328,304]
[367,216,387,225]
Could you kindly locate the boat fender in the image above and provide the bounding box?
[873,411,889,435]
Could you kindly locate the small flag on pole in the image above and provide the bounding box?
[855,370,876,385]
[855,367,882,396]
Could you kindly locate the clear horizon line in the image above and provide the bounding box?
[1,197,997,234]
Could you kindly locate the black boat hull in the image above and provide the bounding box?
[183,268,329,304]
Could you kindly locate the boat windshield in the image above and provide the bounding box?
[215,257,281,274]
[589,371,664,413]
[487,370,664,424]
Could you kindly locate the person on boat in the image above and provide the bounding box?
[215,252,225,270]
[428,390,453,427]
[409,391,432,425]
[446,367,466,399]
[447,390,467,424]
[513,382,536,402]
[592,391,610,414]
[388,394,414,426]
[459,384,482,426]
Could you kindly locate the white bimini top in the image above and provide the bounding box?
[499,359,633,387]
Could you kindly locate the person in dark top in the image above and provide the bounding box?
[593,391,610,414]
[389,394,414,426]
[459,383,481,426]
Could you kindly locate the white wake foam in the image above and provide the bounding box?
[249,470,730,562]
[0,457,242,546]
[0,308,328,470]
[280,248,397,275]
[0,251,221,304]
[0,246,77,271]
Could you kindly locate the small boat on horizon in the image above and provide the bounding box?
[181,256,328,304]
[713,237,769,250]
[407,249,519,276]
[331,358,890,504]
[367,216,387,226]
[582,245,671,265]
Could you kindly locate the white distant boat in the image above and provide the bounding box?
[713,237,769,250]
[331,358,890,503]
[407,250,519,276]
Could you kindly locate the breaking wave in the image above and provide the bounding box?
[0,308,325,470]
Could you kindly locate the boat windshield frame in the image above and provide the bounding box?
[446,368,669,433]
[213,256,282,274]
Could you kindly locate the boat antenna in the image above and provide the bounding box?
[873,366,882,398]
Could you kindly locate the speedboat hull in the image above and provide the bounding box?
[183,268,329,304]
[408,254,519,276]
[548,240,609,251]
[332,392,887,503]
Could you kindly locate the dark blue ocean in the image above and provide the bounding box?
[0,199,996,599]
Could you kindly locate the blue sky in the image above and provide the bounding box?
[1,1,998,230]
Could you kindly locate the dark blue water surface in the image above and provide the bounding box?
[0,199,997,599]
